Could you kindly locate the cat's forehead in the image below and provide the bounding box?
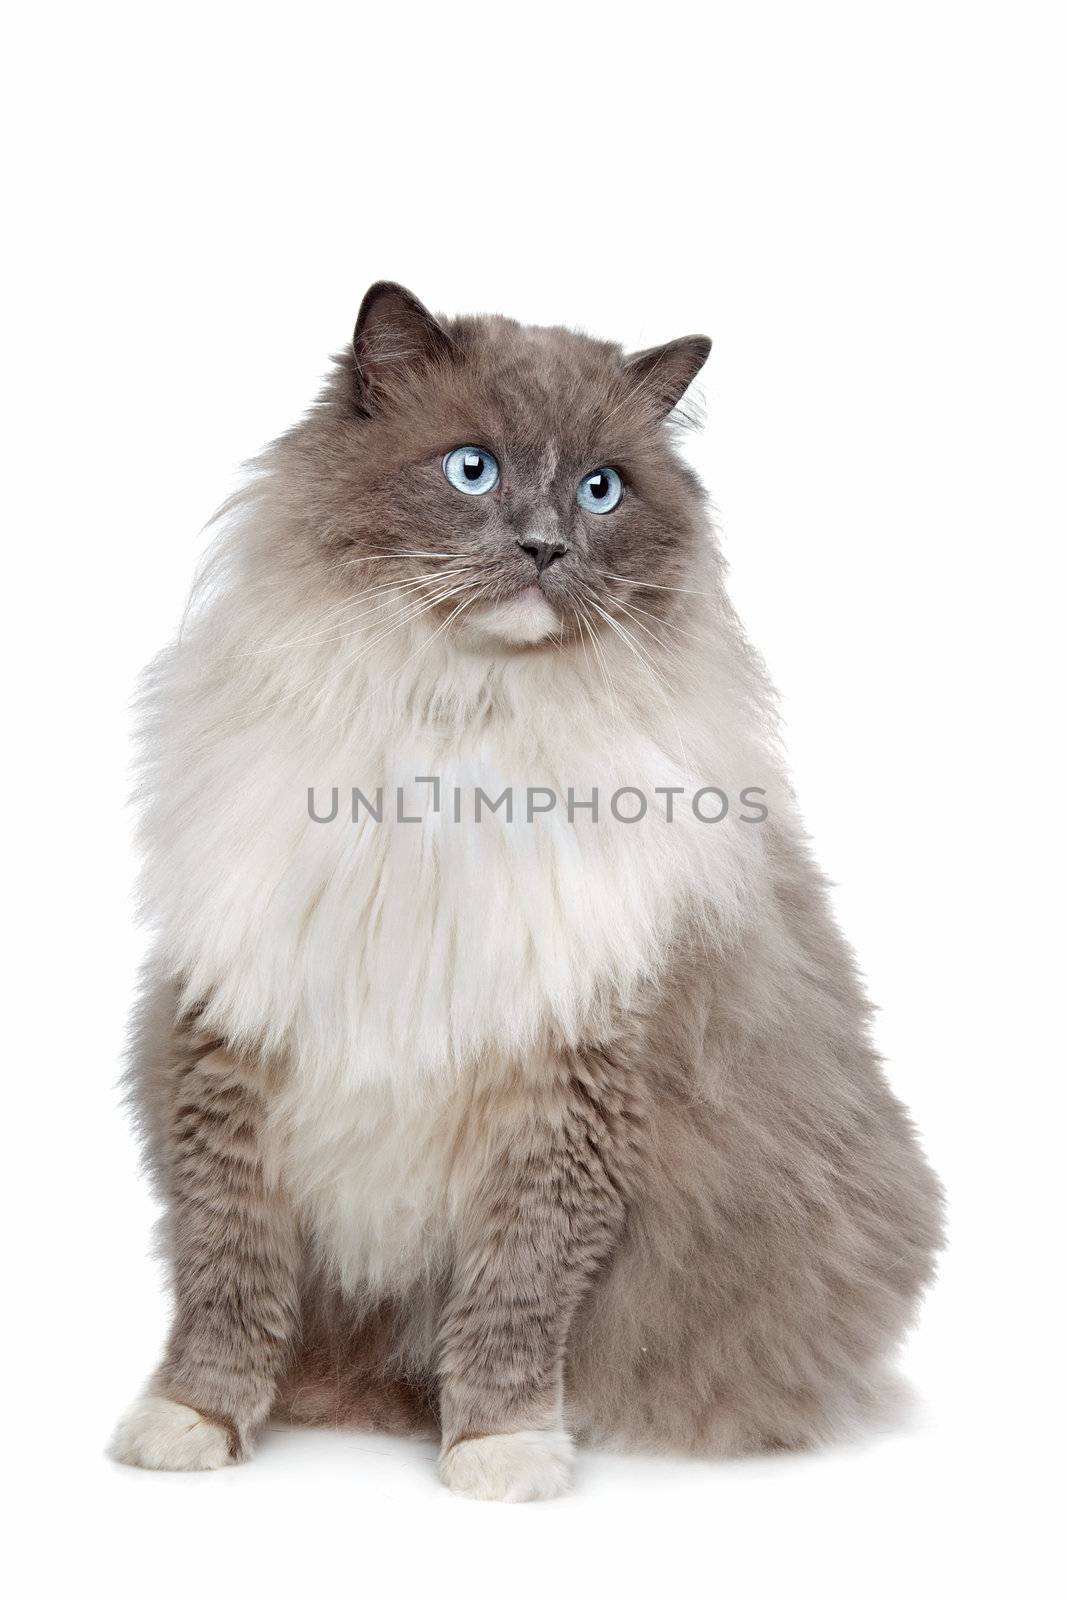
[453,314,619,372]
[444,315,632,456]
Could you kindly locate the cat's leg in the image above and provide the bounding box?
[436,1057,632,1501]
[110,1045,300,1470]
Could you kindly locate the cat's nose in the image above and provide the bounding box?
[516,535,568,573]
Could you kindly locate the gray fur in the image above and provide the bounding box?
[111,284,943,1492]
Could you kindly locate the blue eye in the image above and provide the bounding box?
[443,446,499,496]
[576,466,623,514]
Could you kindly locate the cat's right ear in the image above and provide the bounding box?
[352,282,454,412]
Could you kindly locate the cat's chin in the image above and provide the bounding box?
[459,585,562,649]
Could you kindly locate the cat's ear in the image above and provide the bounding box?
[623,335,712,419]
[352,282,454,410]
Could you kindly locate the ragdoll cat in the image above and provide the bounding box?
[110,282,943,1499]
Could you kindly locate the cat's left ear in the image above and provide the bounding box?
[352,281,454,411]
[624,335,712,419]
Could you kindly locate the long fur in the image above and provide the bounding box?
[113,287,943,1497]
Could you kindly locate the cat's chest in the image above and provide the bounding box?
[288,775,679,1070]
[179,733,725,1080]
[159,711,759,1086]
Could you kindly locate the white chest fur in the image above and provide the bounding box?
[147,633,765,1077]
[142,599,772,1291]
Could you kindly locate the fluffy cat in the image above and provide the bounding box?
[110,283,943,1499]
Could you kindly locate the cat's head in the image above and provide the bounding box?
[290,282,712,650]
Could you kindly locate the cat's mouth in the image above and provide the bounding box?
[459,580,561,649]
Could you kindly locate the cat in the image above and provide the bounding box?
[109,282,943,1499]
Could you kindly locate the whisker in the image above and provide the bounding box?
[603,574,717,599]
[345,552,456,564]
[604,590,701,665]
[573,607,600,706]
[327,585,485,738]
[577,586,690,767]
[573,591,620,727]
[300,579,476,719]
[257,568,479,653]
[208,580,472,736]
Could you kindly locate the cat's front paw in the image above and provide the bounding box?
[109,1395,234,1471]
[439,1428,574,1502]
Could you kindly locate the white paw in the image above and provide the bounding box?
[439,1428,574,1502]
[109,1395,233,1471]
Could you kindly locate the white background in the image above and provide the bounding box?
[4,4,1063,1595]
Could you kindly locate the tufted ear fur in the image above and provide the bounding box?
[623,334,712,418]
[352,281,455,411]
